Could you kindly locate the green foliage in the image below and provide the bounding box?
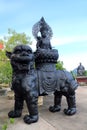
[0,50,7,60]
[1,118,15,130]
[70,71,77,79]
[0,50,12,84]
[0,28,32,84]
[56,61,65,70]
[84,70,87,76]
[4,28,32,51]
[2,124,7,130]
[9,118,15,124]
[0,60,12,84]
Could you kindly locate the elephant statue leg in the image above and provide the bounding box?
[49,91,62,112]
[24,93,39,124]
[8,94,24,118]
[64,92,76,115]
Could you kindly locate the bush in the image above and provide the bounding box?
[0,60,12,84]
[84,70,87,76]
[0,29,32,85]
[56,61,65,70]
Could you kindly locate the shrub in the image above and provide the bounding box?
[56,61,65,70]
[0,60,12,84]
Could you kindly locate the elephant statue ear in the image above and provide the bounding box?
[6,51,12,59]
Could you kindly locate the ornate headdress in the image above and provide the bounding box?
[32,17,53,40]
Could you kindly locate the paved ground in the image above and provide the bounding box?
[0,86,87,130]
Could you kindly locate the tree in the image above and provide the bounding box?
[0,29,32,84]
[56,61,65,70]
[0,59,12,84]
[4,28,32,51]
[83,70,87,76]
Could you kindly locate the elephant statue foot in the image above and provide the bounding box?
[63,94,77,115]
[23,114,38,124]
[49,91,77,116]
[64,108,76,115]
[8,110,22,118]
[49,105,61,112]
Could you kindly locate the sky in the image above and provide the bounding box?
[0,0,87,71]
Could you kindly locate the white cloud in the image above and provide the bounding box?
[51,35,87,71]
[29,39,36,52]
[0,35,4,39]
[51,35,87,46]
[31,34,87,50]
[59,53,87,71]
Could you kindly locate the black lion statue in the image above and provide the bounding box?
[6,44,78,124]
[6,45,39,124]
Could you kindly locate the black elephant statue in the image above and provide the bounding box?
[6,44,78,124]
